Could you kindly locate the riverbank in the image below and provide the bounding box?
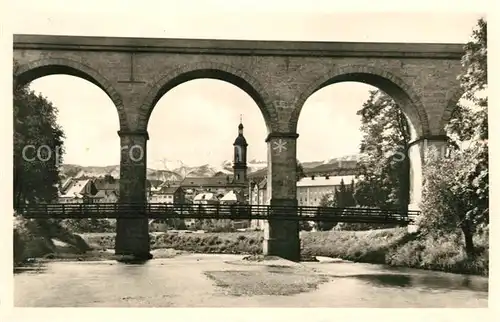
[81,228,488,276]
[15,252,488,308]
[13,217,92,265]
[14,217,487,276]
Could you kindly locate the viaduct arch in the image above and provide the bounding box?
[139,61,277,132]
[292,65,430,136]
[14,57,127,129]
[14,34,465,261]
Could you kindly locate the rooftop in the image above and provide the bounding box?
[159,186,183,194]
[93,177,119,191]
[59,179,92,198]
[193,192,217,201]
[93,190,118,198]
[297,175,357,187]
[180,176,233,187]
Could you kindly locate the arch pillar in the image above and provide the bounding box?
[407,135,451,231]
[115,130,151,259]
[263,132,301,261]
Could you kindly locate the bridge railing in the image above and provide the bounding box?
[16,202,419,224]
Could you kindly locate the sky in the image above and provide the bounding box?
[11,2,484,168]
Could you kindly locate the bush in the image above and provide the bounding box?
[13,229,25,264]
[333,222,399,231]
[13,216,91,265]
[190,219,236,232]
[150,218,186,231]
[386,232,488,275]
[299,221,313,231]
[59,218,115,233]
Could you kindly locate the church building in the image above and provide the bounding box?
[232,118,248,185]
[165,118,250,203]
[228,118,249,202]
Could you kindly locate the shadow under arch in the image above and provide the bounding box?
[138,62,276,133]
[14,58,127,130]
[292,65,430,137]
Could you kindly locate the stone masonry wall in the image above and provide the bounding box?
[14,48,463,136]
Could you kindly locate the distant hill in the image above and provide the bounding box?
[60,164,182,182]
[248,155,359,180]
[59,155,359,181]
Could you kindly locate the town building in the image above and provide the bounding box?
[249,178,269,206]
[249,178,270,230]
[149,186,185,204]
[177,120,250,202]
[178,176,233,198]
[58,174,153,204]
[193,192,219,205]
[297,175,357,207]
[58,178,98,203]
[92,175,120,202]
[249,174,357,230]
[93,189,119,203]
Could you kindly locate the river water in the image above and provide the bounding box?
[14,253,488,307]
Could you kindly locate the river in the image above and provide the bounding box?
[14,253,487,307]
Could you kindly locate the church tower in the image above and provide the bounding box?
[233,116,248,185]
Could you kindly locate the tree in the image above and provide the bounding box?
[349,179,357,206]
[314,180,357,231]
[453,17,488,238]
[419,18,488,257]
[338,179,347,207]
[12,62,92,263]
[13,61,65,210]
[419,148,483,256]
[353,91,410,209]
[454,18,488,213]
[333,188,340,205]
[296,159,306,181]
[447,18,487,145]
[316,193,336,231]
[332,179,356,209]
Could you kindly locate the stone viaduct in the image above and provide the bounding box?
[13,34,465,261]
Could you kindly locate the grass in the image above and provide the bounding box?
[301,228,488,276]
[81,227,489,276]
[83,231,263,255]
[300,228,412,263]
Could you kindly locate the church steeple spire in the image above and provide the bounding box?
[238,114,244,134]
[233,115,248,185]
[234,115,247,146]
